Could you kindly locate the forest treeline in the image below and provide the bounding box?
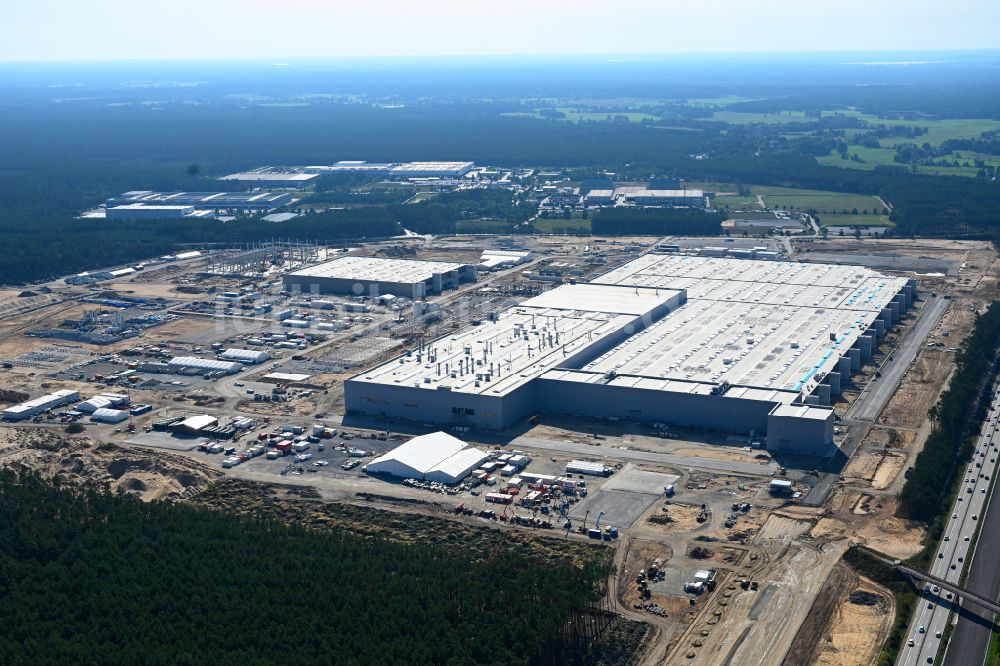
[898,302,1000,522]
[1,103,999,283]
[0,469,612,665]
[590,208,724,236]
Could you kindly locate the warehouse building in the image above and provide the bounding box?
[219,348,271,365]
[167,356,243,375]
[107,191,294,211]
[2,389,80,421]
[346,256,916,455]
[106,204,200,221]
[389,162,475,178]
[365,431,488,484]
[173,414,219,435]
[217,168,319,189]
[284,256,477,299]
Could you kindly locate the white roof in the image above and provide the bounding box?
[426,448,489,479]
[220,348,270,363]
[177,415,218,431]
[168,356,242,373]
[367,431,467,475]
[91,408,128,422]
[288,256,466,284]
[519,283,682,316]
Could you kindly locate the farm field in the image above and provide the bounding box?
[821,214,893,228]
[756,186,882,213]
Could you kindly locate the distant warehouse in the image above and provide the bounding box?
[219,349,271,365]
[217,168,318,190]
[107,191,294,211]
[284,256,477,299]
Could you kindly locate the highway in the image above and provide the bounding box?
[899,388,1000,665]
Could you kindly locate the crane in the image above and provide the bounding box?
[595,511,606,531]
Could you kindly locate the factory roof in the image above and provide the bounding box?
[389,161,475,174]
[287,256,467,284]
[519,283,683,316]
[108,204,194,211]
[769,404,834,420]
[218,172,318,182]
[353,284,681,397]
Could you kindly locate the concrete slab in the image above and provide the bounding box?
[569,488,659,528]
[601,464,680,495]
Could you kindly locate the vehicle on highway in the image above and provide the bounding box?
[918,625,926,633]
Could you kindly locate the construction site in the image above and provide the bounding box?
[0,229,997,666]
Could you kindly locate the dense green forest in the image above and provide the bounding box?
[590,208,724,236]
[0,56,999,283]
[899,302,1000,521]
[0,469,612,665]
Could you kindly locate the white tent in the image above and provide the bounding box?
[366,432,486,484]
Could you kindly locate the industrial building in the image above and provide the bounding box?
[302,161,475,178]
[388,162,475,178]
[284,256,477,299]
[479,249,532,271]
[364,431,489,484]
[167,356,243,375]
[105,204,201,221]
[173,414,219,435]
[219,349,271,365]
[107,191,294,211]
[217,168,319,189]
[585,186,705,207]
[346,256,917,455]
[2,389,81,421]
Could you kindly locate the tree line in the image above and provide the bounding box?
[0,469,613,665]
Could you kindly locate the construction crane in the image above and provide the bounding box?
[595,511,606,531]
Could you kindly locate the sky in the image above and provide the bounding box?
[2,0,998,62]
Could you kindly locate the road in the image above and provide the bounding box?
[946,413,1000,664]
[899,388,1000,665]
[850,296,948,422]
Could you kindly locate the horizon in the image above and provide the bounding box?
[4,0,999,63]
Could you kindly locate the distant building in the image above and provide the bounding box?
[107,191,294,211]
[284,256,476,299]
[217,168,318,189]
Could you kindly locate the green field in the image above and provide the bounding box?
[532,217,591,234]
[821,214,893,228]
[818,148,998,177]
[713,193,761,210]
[850,113,1000,147]
[405,191,437,204]
[709,110,811,124]
[756,186,882,213]
[501,107,660,123]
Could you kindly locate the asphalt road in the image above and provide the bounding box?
[851,296,948,422]
[899,389,1000,666]
[946,408,1000,665]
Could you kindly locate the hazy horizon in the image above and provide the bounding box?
[3,0,998,63]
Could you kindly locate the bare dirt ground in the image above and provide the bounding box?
[810,575,893,666]
[0,427,219,500]
[812,491,924,559]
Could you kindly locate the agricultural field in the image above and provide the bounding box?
[502,107,661,123]
[755,186,883,213]
[533,217,592,234]
[709,110,812,124]
[821,214,894,228]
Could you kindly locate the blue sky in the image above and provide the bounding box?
[2,0,998,62]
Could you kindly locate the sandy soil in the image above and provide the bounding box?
[811,576,893,666]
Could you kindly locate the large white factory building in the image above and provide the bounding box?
[283,256,477,299]
[345,255,916,455]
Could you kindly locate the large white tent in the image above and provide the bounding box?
[365,432,487,484]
